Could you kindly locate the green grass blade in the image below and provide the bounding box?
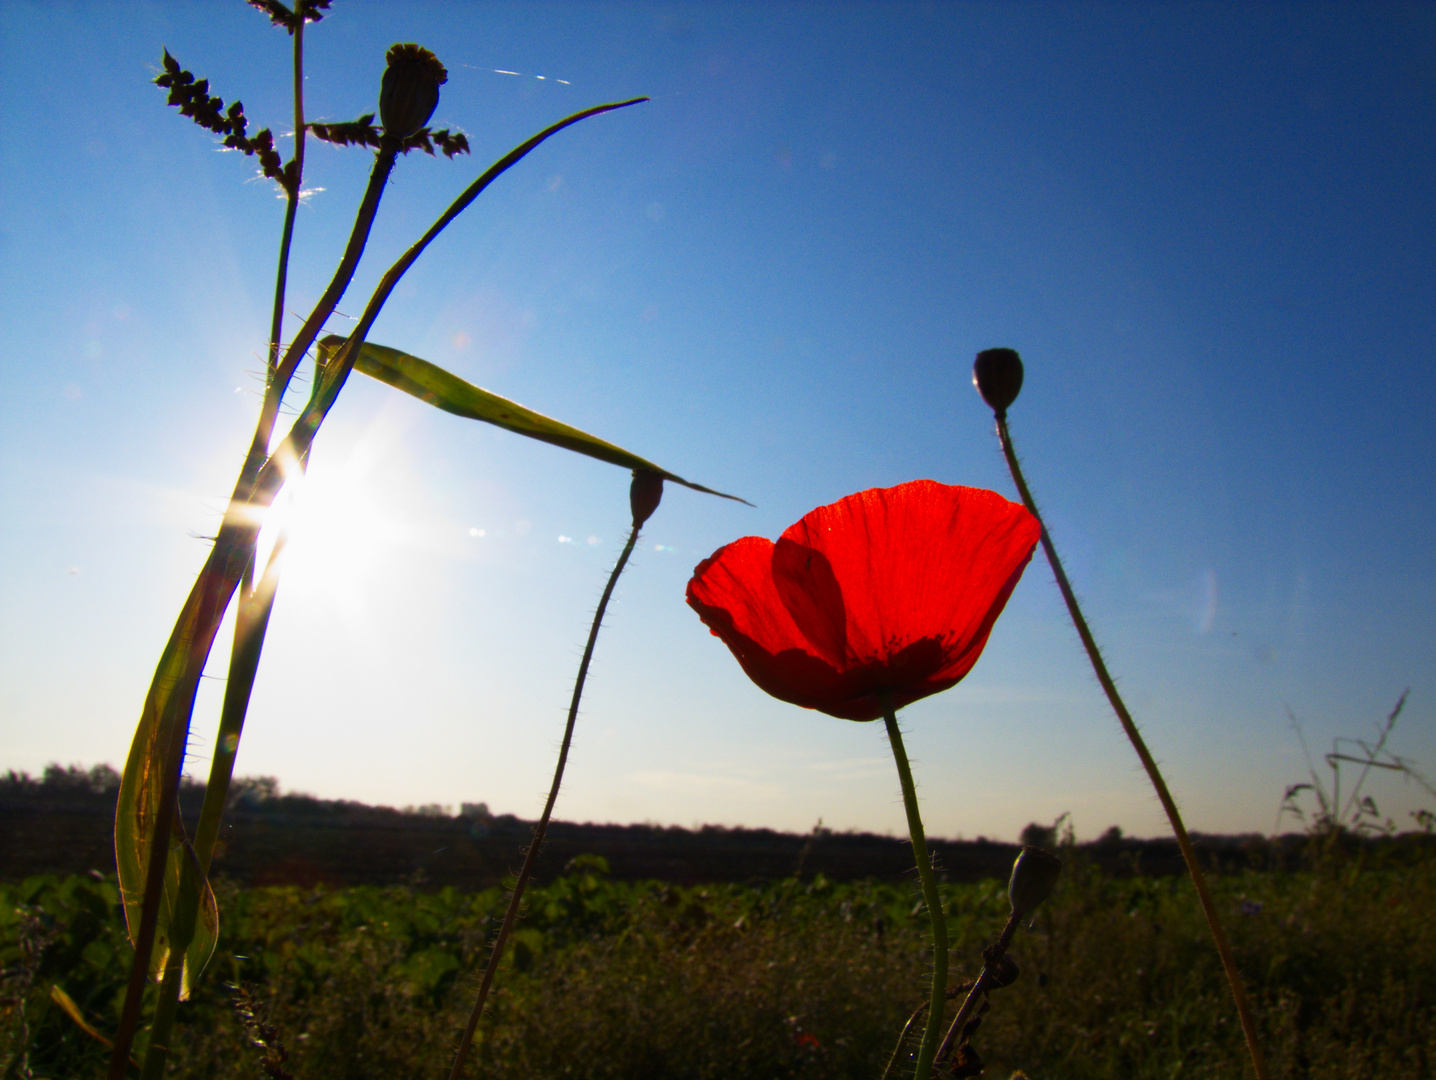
[175,836,219,998]
[321,336,750,505]
[113,531,254,1078]
[116,697,219,996]
[114,596,199,973]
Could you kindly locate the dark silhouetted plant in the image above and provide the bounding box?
[106,6,745,1076]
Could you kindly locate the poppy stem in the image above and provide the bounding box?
[992,413,1271,1080]
[447,474,660,1080]
[881,697,948,1080]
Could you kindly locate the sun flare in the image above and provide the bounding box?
[252,443,405,614]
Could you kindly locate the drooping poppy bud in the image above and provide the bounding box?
[973,348,1024,417]
[1007,845,1061,918]
[630,470,664,528]
[379,43,447,140]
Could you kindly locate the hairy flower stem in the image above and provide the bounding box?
[447,520,645,1080]
[882,700,948,1080]
[992,413,1270,1080]
[879,1000,933,1080]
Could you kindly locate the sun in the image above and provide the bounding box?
[251,437,406,616]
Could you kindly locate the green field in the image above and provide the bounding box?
[3,849,1432,1079]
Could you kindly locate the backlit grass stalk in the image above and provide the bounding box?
[139,16,312,1077]
[879,694,948,1080]
[973,347,1270,1080]
[141,509,298,1080]
[447,472,663,1080]
[108,98,397,1080]
[112,64,646,1080]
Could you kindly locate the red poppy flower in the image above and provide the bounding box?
[686,480,1041,721]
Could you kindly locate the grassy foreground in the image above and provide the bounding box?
[3,849,1432,1079]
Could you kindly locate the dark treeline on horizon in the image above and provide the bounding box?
[4,765,1430,890]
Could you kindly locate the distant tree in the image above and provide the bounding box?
[0,769,39,792]
[230,776,280,806]
[1020,821,1055,848]
[1020,812,1072,849]
[39,763,121,792]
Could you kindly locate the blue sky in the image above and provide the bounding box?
[1,2,1432,842]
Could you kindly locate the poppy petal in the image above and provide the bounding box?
[781,481,1039,676]
[687,480,1040,722]
[687,538,852,711]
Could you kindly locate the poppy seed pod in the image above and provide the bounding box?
[973,348,1024,416]
[1007,845,1062,918]
[380,43,447,139]
[630,470,664,528]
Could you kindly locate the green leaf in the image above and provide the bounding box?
[319,336,749,505]
[50,984,117,1051]
[171,836,220,999]
[116,592,221,1000]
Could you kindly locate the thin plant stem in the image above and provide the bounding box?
[447,516,646,1080]
[1339,689,1408,823]
[879,1001,929,1080]
[993,412,1271,1080]
[934,908,1020,1068]
[881,699,948,1080]
[267,11,307,380]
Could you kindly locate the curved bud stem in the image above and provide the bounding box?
[993,412,1270,1080]
[446,491,651,1080]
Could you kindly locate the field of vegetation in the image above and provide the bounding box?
[3,844,1432,1080]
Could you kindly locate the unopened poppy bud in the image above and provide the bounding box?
[379,43,447,139]
[630,470,664,528]
[1007,845,1061,917]
[987,951,1020,988]
[973,348,1024,417]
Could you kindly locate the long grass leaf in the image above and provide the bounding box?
[322,336,749,504]
[116,689,220,997]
